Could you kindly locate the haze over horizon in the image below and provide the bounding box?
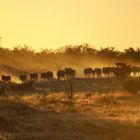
[0,0,140,51]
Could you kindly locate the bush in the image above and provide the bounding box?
[123,80,140,94]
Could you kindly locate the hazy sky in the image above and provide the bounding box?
[0,0,140,51]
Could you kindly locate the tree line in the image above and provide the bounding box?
[0,44,140,62]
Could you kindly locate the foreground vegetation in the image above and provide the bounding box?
[0,91,140,140]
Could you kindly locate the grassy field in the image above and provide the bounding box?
[35,78,122,93]
[0,90,140,140]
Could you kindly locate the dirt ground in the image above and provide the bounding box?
[0,91,140,140]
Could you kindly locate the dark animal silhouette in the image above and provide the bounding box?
[1,75,11,82]
[40,72,47,80]
[64,68,76,80]
[115,62,127,68]
[102,67,113,77]
[19,74,27,82]
[30,73,38,81]
[46,71,53,80]
[84,68,93,78]
[131,66,140,77]
[115,62,131,80]
[71,69,76,78]
[57,70,65,80]
[95,68,102,78]
[111,67,118,77]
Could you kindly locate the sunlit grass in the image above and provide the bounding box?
[1,91,140,139]
[1,92,140,122]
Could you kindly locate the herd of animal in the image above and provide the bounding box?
[0,63,140,83]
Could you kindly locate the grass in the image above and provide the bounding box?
[0,91,140,140]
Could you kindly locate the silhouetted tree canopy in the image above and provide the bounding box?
[0,44,140,62]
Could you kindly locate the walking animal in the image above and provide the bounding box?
[40,72,48,80]
[95,68,102,78]
[115,62,131,80]
[131,66,140,77]
[84,68,94,78]
[30,73,38,81]
[102,67,113,77]
[19,74,27,83]
[57,70,65,80]
[46,71,53,80]
[64,68,76,80]
[1,75,11,82]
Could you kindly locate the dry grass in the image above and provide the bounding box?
[0,92,140,140]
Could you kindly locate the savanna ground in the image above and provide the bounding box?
[0,78,140,140]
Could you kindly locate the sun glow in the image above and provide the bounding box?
[0,0,140,51]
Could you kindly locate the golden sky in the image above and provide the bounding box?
[0,0,140,51]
